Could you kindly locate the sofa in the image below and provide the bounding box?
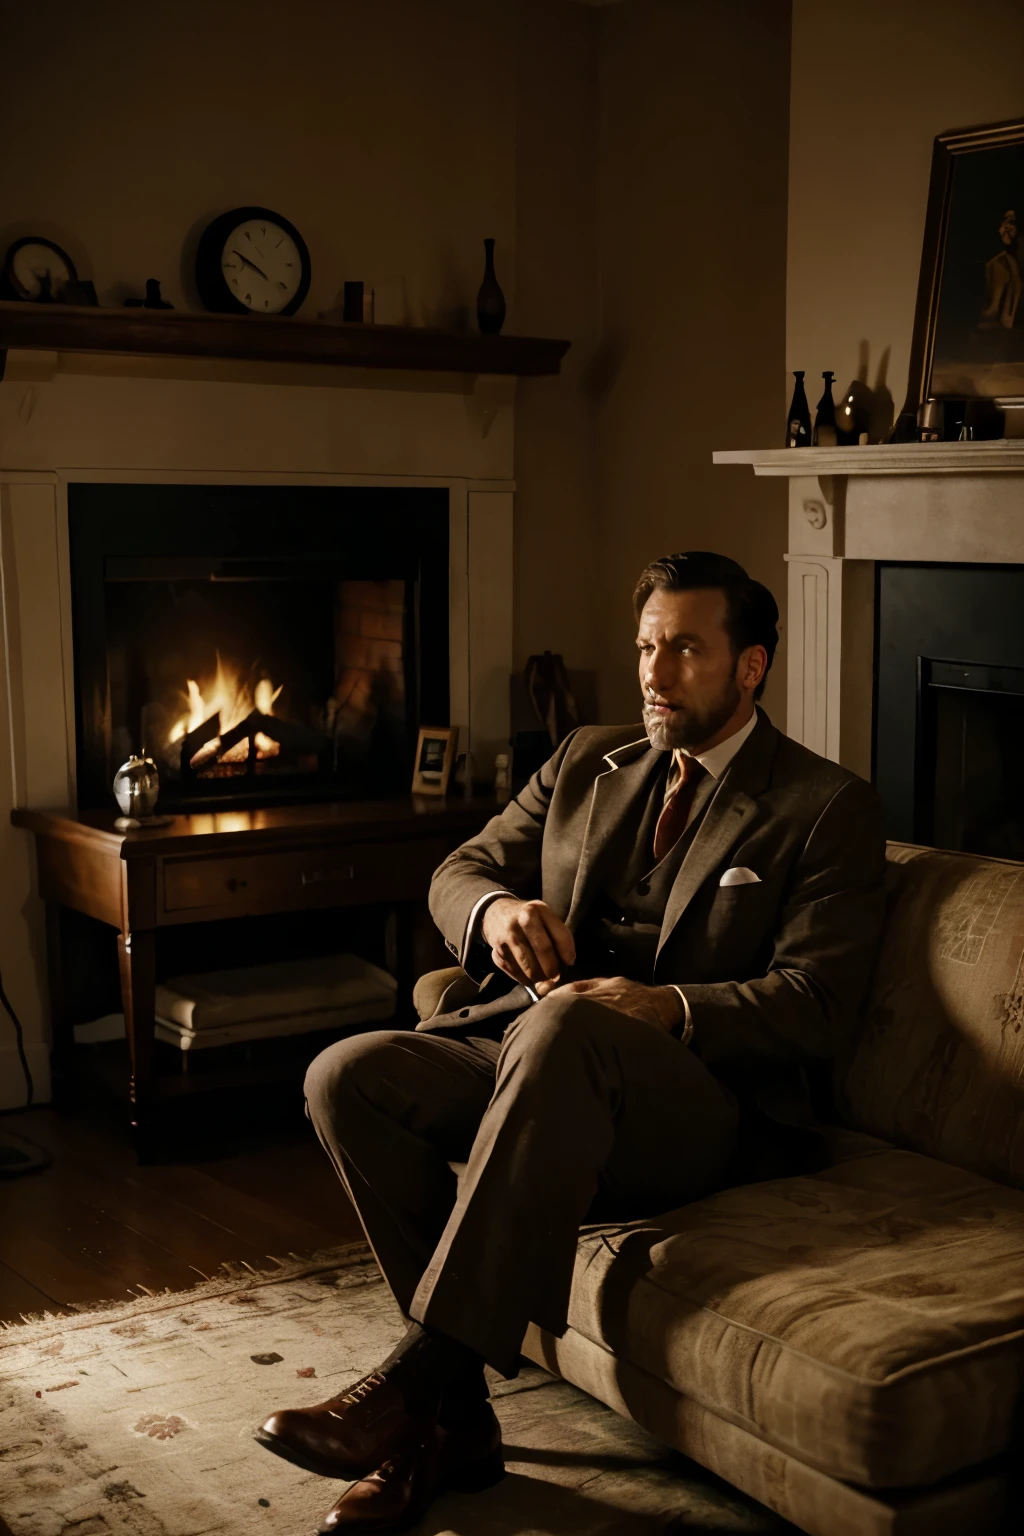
[414,842,1024,1535]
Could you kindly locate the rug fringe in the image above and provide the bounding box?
[0,1243,377,1349]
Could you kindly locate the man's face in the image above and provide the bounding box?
[637,586,760,752]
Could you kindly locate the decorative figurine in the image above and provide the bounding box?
[112,754,161,829]
[125,279,174,309]
[476,238,506,335]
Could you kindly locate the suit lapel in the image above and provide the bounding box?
[565,737,664,929]
[656,711,779,959]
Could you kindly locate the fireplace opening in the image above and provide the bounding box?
[875,562,1024,854]
[919,660,1024,859]
[69,484,449,812]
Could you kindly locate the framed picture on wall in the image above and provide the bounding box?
[903,116,1024,417]
[411,725,457,797]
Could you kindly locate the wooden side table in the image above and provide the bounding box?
[11,798,494,1156]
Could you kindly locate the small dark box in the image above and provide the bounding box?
[342,281,364,322]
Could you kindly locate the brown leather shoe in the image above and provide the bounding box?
[318,1406,504,1533]
[254,1371,433,1481]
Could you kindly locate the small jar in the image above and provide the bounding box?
[113,754,160,822]
[917,399,943,443]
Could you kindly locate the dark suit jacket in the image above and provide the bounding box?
[422,710,887,1139]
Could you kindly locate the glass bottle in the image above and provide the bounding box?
[785,371,812,447]
[813,371,838,447]
[476,239,506,336]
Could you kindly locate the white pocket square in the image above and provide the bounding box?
[719,867,761,886]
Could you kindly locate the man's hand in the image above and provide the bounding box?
[481,897,575,987]
[559,976,685,1032]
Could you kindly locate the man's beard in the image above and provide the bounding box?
[643,678,743,752]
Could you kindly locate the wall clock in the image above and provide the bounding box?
[195,207,311,316]
[3,236,78,301]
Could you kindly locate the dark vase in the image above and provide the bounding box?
[785,370,812,447]
[476,238,506,336]
[813,371,838,446]
[835,379,873,445]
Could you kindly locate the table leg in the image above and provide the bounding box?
[118,928,157,1160]
[45,903,76,1112]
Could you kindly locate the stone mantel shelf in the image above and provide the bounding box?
[713,443,1024,477]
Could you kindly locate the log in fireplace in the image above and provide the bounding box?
[68,483,450,812]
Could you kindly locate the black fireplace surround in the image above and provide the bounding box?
[875,562,1024,860]
[69,484,449,813]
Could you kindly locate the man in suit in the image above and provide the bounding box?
[257,551,887,1533]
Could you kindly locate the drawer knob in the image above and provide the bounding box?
[226,877,248,893]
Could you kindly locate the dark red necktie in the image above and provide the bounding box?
[653,755,706,862]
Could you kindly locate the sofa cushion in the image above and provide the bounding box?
[564,1134,1024,1490]
[840,842,1024,1188]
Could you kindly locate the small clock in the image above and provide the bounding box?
[3,236,78,301]
[195,207,311,316]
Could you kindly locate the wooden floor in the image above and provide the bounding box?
[0,1106,364,1326]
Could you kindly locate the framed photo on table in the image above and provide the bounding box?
[903,116,1024,419]
[411,725,457,796]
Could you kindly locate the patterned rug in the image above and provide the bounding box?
[0,1245,789,1536]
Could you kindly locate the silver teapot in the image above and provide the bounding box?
[113,754,160,827]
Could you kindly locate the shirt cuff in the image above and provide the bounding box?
[666,984,693,1046]
[461,888,516,966]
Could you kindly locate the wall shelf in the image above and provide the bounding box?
[0,301,570,383]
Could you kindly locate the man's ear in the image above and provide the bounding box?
[740,645,767,693]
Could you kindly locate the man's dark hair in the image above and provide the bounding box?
[632,550,779,701]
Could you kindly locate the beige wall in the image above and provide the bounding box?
[0,0,602,671]
[513,0,600,676]
[0,0,518,326]
[788,0,1024,429]
[594,0,791,725]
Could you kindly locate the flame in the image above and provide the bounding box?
[166,653,283,764]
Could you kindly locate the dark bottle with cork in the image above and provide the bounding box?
[785,371,812,447]
[813,371,838,446]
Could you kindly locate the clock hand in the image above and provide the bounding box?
[232,250,269,281]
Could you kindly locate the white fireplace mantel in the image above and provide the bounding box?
[713,441,1024,782]
[714,443,1024,477]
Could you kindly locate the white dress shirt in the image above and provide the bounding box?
[664,707,759,826]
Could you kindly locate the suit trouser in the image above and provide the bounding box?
[303,989,738,1377]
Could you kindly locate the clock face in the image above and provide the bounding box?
[220,218,302,314]
[5,237,77,301]
[195,206,310,317]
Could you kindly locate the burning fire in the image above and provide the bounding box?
[167,654,283,766]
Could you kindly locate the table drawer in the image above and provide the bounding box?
[162,838,443,915]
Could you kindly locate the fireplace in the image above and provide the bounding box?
[68,483,450,811]
[875,562,1024,857]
